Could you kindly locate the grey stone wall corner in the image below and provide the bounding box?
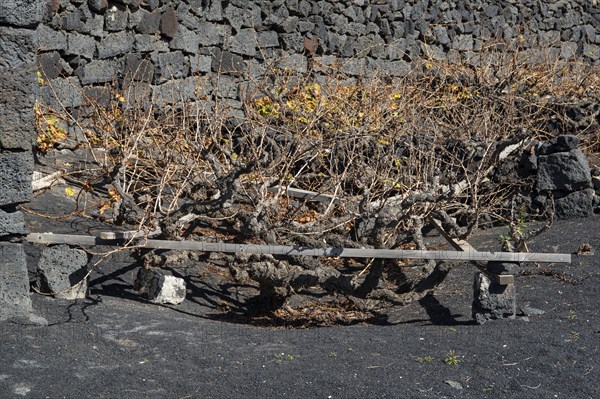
[0,0,46,324]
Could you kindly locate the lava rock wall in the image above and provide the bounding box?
[0,0,46,322]
[535,135,595,219]
[35,0,600,116]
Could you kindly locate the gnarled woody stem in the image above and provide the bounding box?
[244,254,453,313]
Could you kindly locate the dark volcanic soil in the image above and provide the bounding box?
[1,186,599,398]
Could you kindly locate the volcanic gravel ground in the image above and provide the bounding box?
[1,187,599,398]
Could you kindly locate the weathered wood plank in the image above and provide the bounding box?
[27,233,112,246]
[489,272,514,285]
[26,233,571,263]
[100,229,161,240]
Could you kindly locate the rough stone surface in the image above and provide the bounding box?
[213,74,239,98]
[0,152,33,206]
[37,51,63,80]
[554,134,581,152]
[160,6,179,38]
[258,31,280,48]
[136,9,161,34]
[227,29,257,56]
[0,0,41,322]
[555,188,595,219]
[66,32,97,59]
[35,24,68,51]
[0,67,38,150]
[197,22,230,46]
[39,76,83,109]
[0,26,36,71]
[122,81,152,108]
[537,149,592,192]
[0,243,33,321]
[211,49,244,74]
[124,54,154,82]
[97,31,135,58]
[134,33,169,52]
[37,245,90,300]
[153,51,189,82]
[83,86,112,107]
[76,59,117,84]
[487,261,520,275]
[168,21,196,49]
[105,4,128,31]
[190,54,212,73]
[89,0,108,13]
[62,11,82,31]
[134,267,187,305]
[27,0,600,125]
[0,0,45,27]
[0,209,27,236]
[81,11,105,37]
[472,272,517,324]
[152,77,197,105]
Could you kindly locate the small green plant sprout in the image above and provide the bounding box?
[274,353,295,364]
[498,234,513,251]
[347,347,353,352]
[444,350,460,366]
[36,70,45,85]
[254,96,280,118]
[569,331,580,341]
[567,310,577,320]
[329,352,337,358]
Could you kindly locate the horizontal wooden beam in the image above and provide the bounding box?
[99,229,161,240]
[26,233,571,263]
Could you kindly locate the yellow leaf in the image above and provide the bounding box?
[36,71,45,86]
[65,187,75,197]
